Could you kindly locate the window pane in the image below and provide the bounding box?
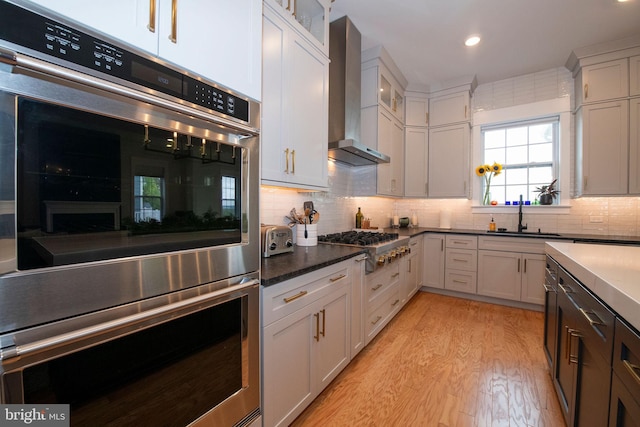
[484,129,505,149]
[506,185,528,202]
[529,123,553,143]
[507,168,527,185]
[484,148,505,165]
[506,145,527,164]
[529,142,552,163]
[506,127,527,147]
[529,166,553,186]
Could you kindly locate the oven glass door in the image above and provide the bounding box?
[16,98,247,270]
[3,286,257,427]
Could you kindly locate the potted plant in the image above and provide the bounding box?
[535,179,559,205]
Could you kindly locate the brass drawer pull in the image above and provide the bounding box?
[391,299,400,307]
[623,360,640,386]
[392,273,400,278]
[330,274,346,282]
[372,284,383,291]
[314,312,320,342]
[147,0,156,32]
[283,290,307,303]
[169,0,177,43]
[371,315,382,325]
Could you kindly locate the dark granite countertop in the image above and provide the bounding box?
[386,227,640,245]
[261,244,366,287]
[261,228,640,287]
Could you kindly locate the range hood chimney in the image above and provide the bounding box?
[328,16,390,166]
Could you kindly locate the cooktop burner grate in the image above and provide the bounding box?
[317,231,399,246]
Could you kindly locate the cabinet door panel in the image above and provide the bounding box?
[554,289,577,426]
[405,97,429,126]
[631,55,640,97]
[574,335,611,427]
[404,127,428,197]
[424,235,445,289]
[610,373,640,427]
[582,58,629,103]
[429,91,469,126]
[317,290,350,389]
[630,98,640,193]
[263,309,314,427]
[581,100,629,195]
[477,250,520,301]
[261,10,288,183]
[521,254,546,305]
[428,124,469,198]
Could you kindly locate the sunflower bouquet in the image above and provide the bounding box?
[475,162,503,205]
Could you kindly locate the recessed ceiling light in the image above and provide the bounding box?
[465,36,481,47]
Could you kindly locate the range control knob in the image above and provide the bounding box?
[286,240,293,247]
[269,242,277,250]
[377,255,386,266]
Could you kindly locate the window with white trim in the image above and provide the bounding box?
[481,116,559,204]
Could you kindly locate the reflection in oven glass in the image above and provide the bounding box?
[22,298,244,427]
[17,99,245,270]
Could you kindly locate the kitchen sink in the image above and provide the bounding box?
[487,230,562,237]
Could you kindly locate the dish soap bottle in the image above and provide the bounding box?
[356,207,363,229]
[489,216,496,232]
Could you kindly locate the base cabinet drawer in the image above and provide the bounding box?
[365,286,401,344]
[444,270,476,294]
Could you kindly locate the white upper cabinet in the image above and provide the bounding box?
[24,0,262,100]
[576,58,629,105]
[628,97,640,194]
[428,90,470,127]
[631,55,640,97]
[428,123,470,198]
[264,0,330,54]
[404,127,428,197]
[405,95,429,127]
[261,4,328,190]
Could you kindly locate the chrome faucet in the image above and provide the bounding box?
[518,194,528,233]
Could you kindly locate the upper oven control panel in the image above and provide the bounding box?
[0,1,250,123]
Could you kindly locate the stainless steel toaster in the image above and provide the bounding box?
[261,225,294,257]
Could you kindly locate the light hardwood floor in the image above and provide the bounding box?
[290,291,566,427]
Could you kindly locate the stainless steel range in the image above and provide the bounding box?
[318,230,410,273]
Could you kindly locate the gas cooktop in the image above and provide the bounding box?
[317,230,400,246]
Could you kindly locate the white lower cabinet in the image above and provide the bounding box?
[262,260,352,427]
[443,235,477,294]
[364,262,402,345]
[477,236,552,305]
[402,235,423,302]
[423,234,445,288]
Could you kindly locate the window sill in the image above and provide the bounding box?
[471,204,571,215]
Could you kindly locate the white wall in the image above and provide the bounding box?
[260,66,640,237]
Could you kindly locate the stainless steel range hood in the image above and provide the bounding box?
[328,16,390,166]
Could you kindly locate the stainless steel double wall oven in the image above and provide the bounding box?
[0,1,261,426]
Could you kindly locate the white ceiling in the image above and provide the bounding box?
[329,0,640,90]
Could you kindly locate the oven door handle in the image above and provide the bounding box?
[2,279,259,362]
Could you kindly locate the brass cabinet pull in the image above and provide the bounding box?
[330,274,346,282]
[291,149,296,174]
[524,259,527,273]
[391,299,400,307]
[320,309,326,337]
[425,112,429,125]
[542,283,553,292]
[371,315,382,325]
[392,272,400,278]
[453,258,467,263]
[292,0,297,18]
[408,259,412,273]
[284,148,290,173]
[286,0,291,12]
[517,258,521,273]
[169,0,177,43]
[453,279,467,284]
[147,0,156,32]
[464,105,468,118]
[579,308,604,326]
[372,284,383,291]
[392,97,397,112]
[623,360,640,386]
[584,83,589,100]
[283,290,307,303]
[441,240,444,251]
[314,312,320,342]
